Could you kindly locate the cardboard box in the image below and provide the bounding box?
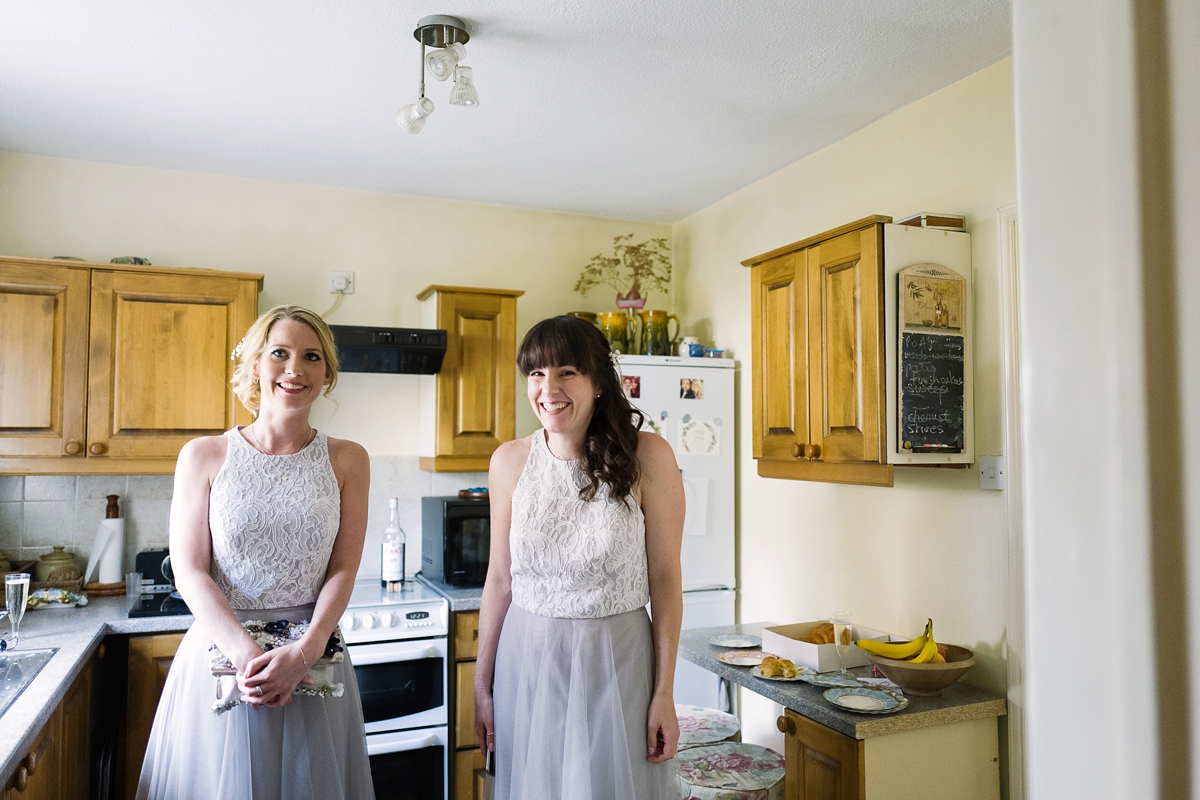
[762,621,891,673]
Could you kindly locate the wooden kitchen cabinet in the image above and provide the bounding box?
[777,709,864,800]
[2,660,92,800]
[450,610,482,800]
[418,286,523,472]
[743,217,893,487]
[125,633,184,800]
[0,255,261,475]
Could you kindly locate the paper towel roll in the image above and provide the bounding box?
[95,518,124,584]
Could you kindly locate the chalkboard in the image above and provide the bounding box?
[900,332,965,452]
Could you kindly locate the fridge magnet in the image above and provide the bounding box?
[621,374,641,398]
[679,419,719,456]
[680,378,705,399]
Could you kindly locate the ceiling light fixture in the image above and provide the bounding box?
[396,15,478,135]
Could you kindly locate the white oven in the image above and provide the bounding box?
[342,579,450,800]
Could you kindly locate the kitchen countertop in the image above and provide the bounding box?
[415,573,483,611]
[679,623,1007,740]
[1,596,193,782]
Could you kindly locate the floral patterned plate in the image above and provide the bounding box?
[750,664,813,681]
[799,672,866,688]
[707,633,762,648]
[716,649,775,666]
[823,686,909,714]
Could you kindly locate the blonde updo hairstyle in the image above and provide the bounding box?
[231,305,340,415]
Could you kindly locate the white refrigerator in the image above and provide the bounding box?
[617,355,737,710]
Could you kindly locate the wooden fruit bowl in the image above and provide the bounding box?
[863,644,976,697]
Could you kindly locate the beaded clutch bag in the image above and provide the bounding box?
[209,619,346,716]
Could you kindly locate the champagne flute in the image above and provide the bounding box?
[5,573,30,650]
[831,611,852,676]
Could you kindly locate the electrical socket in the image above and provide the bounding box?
[329,271,355,294]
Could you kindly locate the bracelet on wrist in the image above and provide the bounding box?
[295,643,309,670]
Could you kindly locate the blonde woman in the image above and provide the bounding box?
[138,305,374,800]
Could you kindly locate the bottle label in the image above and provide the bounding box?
[382,542,403,581]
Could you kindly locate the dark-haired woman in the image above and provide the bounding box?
[474,315,685,799]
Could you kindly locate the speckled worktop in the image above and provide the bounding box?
[1,596,193,781]
[415,573,483,611]
[680,623,1007,740]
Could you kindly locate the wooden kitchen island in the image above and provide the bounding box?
[679,624,1006,800]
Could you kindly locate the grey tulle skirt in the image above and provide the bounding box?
[492,604,677,800]
[136,605,375,800]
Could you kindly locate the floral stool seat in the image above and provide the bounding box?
[676,704,741,750]
[674,742,785,800]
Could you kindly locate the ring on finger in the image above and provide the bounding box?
[255,685,263,697]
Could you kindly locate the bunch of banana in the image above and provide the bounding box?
[856,619,945,663]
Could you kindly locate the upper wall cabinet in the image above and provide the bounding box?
[0,256,262,475]
[743,216,893,487]
[418,285,523,472]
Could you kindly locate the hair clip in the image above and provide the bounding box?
[609,350,621,367]
[230,337,247,362]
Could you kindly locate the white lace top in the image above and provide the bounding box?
[208,428,340,610]
[509,430,649,619]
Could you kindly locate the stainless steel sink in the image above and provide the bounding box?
[0,648,57,717]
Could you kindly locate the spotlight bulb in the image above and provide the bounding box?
[425,42,466,81]
[449,66,479,107]
[396,97,435,134]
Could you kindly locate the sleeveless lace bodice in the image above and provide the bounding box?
[509,430,649,619]
[208,428,340,610]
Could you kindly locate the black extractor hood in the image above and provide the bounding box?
[330,325,447,374]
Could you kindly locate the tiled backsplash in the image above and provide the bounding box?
[0,459,487,582]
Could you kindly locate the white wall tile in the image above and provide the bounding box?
[127,475,175,501]
[0,503,22,552]
[0,476,23,502]
[23,501,76,547]
[76,476,128,503]
[24,476,76,502]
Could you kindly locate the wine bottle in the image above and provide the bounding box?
[381,497,405,591]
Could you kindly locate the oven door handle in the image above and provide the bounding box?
[366,729,441,756]
[349,640,443,665]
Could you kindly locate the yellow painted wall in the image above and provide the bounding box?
[672,58,1016,719]
[0,151,671,450]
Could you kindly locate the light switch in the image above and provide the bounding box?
[978,456,1005,490]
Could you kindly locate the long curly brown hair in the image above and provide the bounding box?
[517,316,645,502]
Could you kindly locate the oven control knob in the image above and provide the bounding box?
[340,613,359,630]
[361,614,378,629]
[379,612,396,627]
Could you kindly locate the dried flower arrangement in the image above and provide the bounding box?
[574,234,671,310]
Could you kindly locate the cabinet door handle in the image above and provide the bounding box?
[804,443,821,460]
[791,442,805,459]
[64,440,82,456]
[14,765,27,792]
[776,714,795,735]
[88,442,106,456]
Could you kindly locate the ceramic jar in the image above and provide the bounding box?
[35,546,80,584]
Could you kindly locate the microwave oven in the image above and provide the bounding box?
[421,496,490,586]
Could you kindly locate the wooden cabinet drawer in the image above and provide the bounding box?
[453,748,486,800]
[455,661,477,748]
[455,611,480,660]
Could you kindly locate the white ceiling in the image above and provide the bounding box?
[0,0,1011,223]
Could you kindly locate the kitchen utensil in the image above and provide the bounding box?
[715,650,775,666]
[707,634,761,648]
[635,309,679,356]
[831,612,852,675]
[823,686,909,714]
[861,644,976,697]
